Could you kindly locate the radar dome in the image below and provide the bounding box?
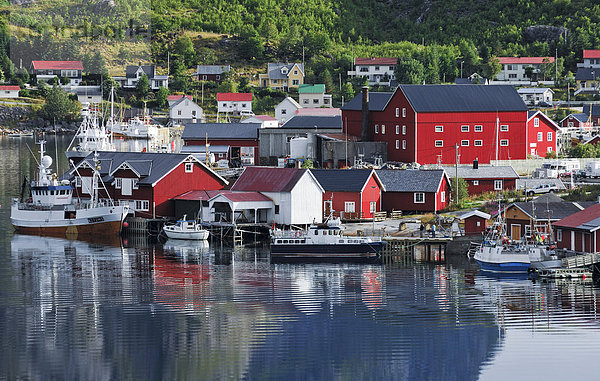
[41,155,53,168]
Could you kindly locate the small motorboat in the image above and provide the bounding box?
[163,215,209,240]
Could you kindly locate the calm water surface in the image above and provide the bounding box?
[1,135,600,380]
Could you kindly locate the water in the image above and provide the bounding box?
[1,135,600,380]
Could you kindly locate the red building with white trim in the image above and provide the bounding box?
[341,85,530,165]
[444,165,520,195]
[376,169,451,213]
[553,203,600,253]
[527,111,559,157]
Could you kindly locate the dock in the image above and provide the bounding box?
[381,237,451,265]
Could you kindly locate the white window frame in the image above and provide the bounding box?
[474,140,483,146]
[435,125,443,132]
[115,178,122,189]
[534,118,539,127]
[402,108,406,117]
[375,124,379,134]
[396,125,399,134]
[440,191,445,203]
[494,180,503,190]
[185,163,193,173]
[132,179,139,190]
[402,125,406,135]
[461,125,469,132]
[344,201,355,213]
[537,132,543,142]
[474,125,483,132]
[402,140,406,150]
[547,132,552,141]
[500,139,508,146]
[473,180,479,186]
[395,140,399,149]
[500,124,509,132]
[461,140,469,146]
[395,108,399,117]
[435,140,443,147]
[557,229,562,242]
[135,200,150,211]
[414,192,425,204]
[370,201,376,213]
[547,147,553,153]
[381,124,385,134]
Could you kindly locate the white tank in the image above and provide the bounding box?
[41,155,53,169]
[290,137,309,158]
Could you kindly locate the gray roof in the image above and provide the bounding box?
[517,87,553,94]
[195,65,231,75]
[583,105,600,117]
[376,169,446,193]
[125,65,155,79]
[562,113,589,123]
[311,169,378,192]
[575,67,600,81]
[444,166,519,179]
[76,151,224,186]
[267,63,304,80]
[341,92,394,111]
[182,123,260,140]
[511,201,583,221]
[281,115,342,129]
[399,85,528,112]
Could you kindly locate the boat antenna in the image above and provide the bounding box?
[54,124,59,173]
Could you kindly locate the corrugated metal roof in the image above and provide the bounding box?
[510,202,582,221]
[583,104,600,117]
[216,93,253,102]
[295,108,341,116]
[194,65,230,75]
[32,60,83,70]
[561,113,589,123]
[0,85,20,90]
[231,167,308,192]
[400,85,528,112]
[553,203,600,231]
[376,169,445,193]
[173,190,221,201]
[298,84,325,94]
[443,165,519,179]
[340,92,394,111]
[575,67,600,81]
[211,190,272,202]
[281,115,342,129]
[167,95,192,101]
[354,57,397,66]
[125,65,155,78]
[182,123,260,140]
[498,57,554,64]
[311,169,374,192]
[267,63,304,80]
[517,87,553,94]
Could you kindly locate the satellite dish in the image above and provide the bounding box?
[41,155,53,168]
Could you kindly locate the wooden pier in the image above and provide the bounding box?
[381,237,451,265]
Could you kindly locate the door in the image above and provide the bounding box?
[324,200,332,217]
[511,224,521,240]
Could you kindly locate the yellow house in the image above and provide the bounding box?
[259,63,304,90]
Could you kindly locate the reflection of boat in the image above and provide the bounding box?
[163,239,210,257]
[65,102,115,165]
[8,132,33,138]
[163,215,210,240]
[10,141,129,238]
[270,217,386,262]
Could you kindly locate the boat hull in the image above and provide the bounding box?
[270,242,386,263]
[163,229,209,240]
[475,259,531,273]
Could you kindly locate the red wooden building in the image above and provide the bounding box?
[445,165,520,195]
[311,169,384,220]
[71,152,227,218]
[560,113,593,130]
[459,211,490,235]
[181,123,261,166]
[376,169,451,213]
[553,203,600,253]
[527,111,559,157]
[341,85,530,165]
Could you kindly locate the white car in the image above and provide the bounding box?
[523,183,559,196]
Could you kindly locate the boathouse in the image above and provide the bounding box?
[310,169,384,220]
[458,211,490,235]
[376,169,450,213]
[553,203,600,252]
[443,164,519,195]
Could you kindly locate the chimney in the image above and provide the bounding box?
[473,159,478,169]
[361,86,369,141]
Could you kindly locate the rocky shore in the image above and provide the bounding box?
[0,105,79,134]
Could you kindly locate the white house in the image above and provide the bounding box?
[112,64,169,90]
[496,57,555,82]
[298,84,332,108]
[275,97,302,126]
[31,61,83,85]
[167,94,192,107]
[347,57,397,86]
[0,85,20,98]
[517,87,554,106]
[241,115,278,128]
[73,86,102,104]
[217,93,253,115]
[230,167,324,225]
[169,95,204,125]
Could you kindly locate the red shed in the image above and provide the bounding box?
[311,169,384,220]
[341,85,529,165]
[446,165,519,195]
[553,203,600,253]
[527,111,559,158]
[71,152,227,218]
[459,211,490,235]
[376,169,451,213]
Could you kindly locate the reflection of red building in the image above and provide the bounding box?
[153,255,211,310]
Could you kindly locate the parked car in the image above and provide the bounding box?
[523,183,559,196]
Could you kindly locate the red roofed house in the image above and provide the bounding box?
[527,110,560,157]
[347,57,397,86]
[553,203,600,253]
[167,94,193,106]
[231,167,324,225]
[217,93,253,115]
[0,85,20,98]
[31,60,83,85]
[496,57,555,82]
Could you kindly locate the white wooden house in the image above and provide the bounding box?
[0,85,20,98]
[275,97,302,125]
[169,95,204,125]
[217,93,253,115]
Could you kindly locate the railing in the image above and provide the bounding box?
[562,253,600,268]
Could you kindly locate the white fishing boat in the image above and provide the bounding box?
[162,215,210,240]
[10,141,129,238]
[270,217,386,262]
[65,102,115,165]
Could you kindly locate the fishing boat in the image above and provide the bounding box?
[65,102,115,165]
[10,141,129,238]
[270,217,386,262]
[162,215,210,240]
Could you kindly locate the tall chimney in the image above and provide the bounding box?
[361,86,369,141]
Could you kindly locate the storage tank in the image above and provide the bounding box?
[289,137,310,159]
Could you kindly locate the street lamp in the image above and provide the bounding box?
[371,185,377,235]
[460,61,464,79]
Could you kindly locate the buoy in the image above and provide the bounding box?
[123,221,129,228]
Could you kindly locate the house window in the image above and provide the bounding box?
[303,99,309,104]
[115,178,122,189]
[537,132,543,142]
[500,139,508,146]
[494,180,503,190]
[474,125,483,132]
[402,125,406,135]
[474,140,483,146]
[473,180,479,186]
[381,125,385,134]
[509,73,517,79]
[461,125,469,132]
[547,132,552,141]
[435,125,443,132]
[313,99,319,104]
[222,103,227,107]
[461,140,469,146]
[132,179,139,190]
[435,140,443,147]
[185,163,193,173]
[395,140,399,149]
[402,140,406,150]
[374,66,380,71]
[177,110,182,115]
[241,103,247,108]
[275,205,280,214]
[216,75,220,80]
[500,125,509,132]
[414,192,425,204]
[402,108,406,117]
[292,79,299,85]
[557,229,562,242]
[294,70,298,75]
[370,201,376,213]
[135,200,150,211]
[534,118,539,127]
[344,202,355,213]
[396,125,399,134]
[375,124,379,133]
[202,75,207,80]
[281,109,287,115]
[441,191,445,203]
[395,108,399,117]
[75,177,82,187]
[192,110,196,116]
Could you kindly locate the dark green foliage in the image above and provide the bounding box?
[39,86,81,122]
[395,58,425,84]
[156,86,169,109]
[135,73,149,99]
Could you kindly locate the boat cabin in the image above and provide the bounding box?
[31,184,73,206]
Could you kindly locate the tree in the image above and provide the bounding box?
[482,55,501,80]
[450,177,469,207]
[173,36,196,67]
[238,25,264,60]
[156,86,169,109]
[136,73,149,99]
[101,77,120,99]
[395,58,425,84]
[524,66,535,81]
[39,86,80,122]
[341,82,354,103]
[320,69,334,93]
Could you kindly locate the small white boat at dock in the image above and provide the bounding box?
[163,215,210,240]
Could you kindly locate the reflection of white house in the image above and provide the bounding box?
[112,64,169,90]
[517,87,554,106]
[169,95,204,125]
[298,84,332,108]
[275,97,302,125]
[347,57,397,86]
[0,85,20,98]
[31,60,83,85]
[217,93,253,115]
